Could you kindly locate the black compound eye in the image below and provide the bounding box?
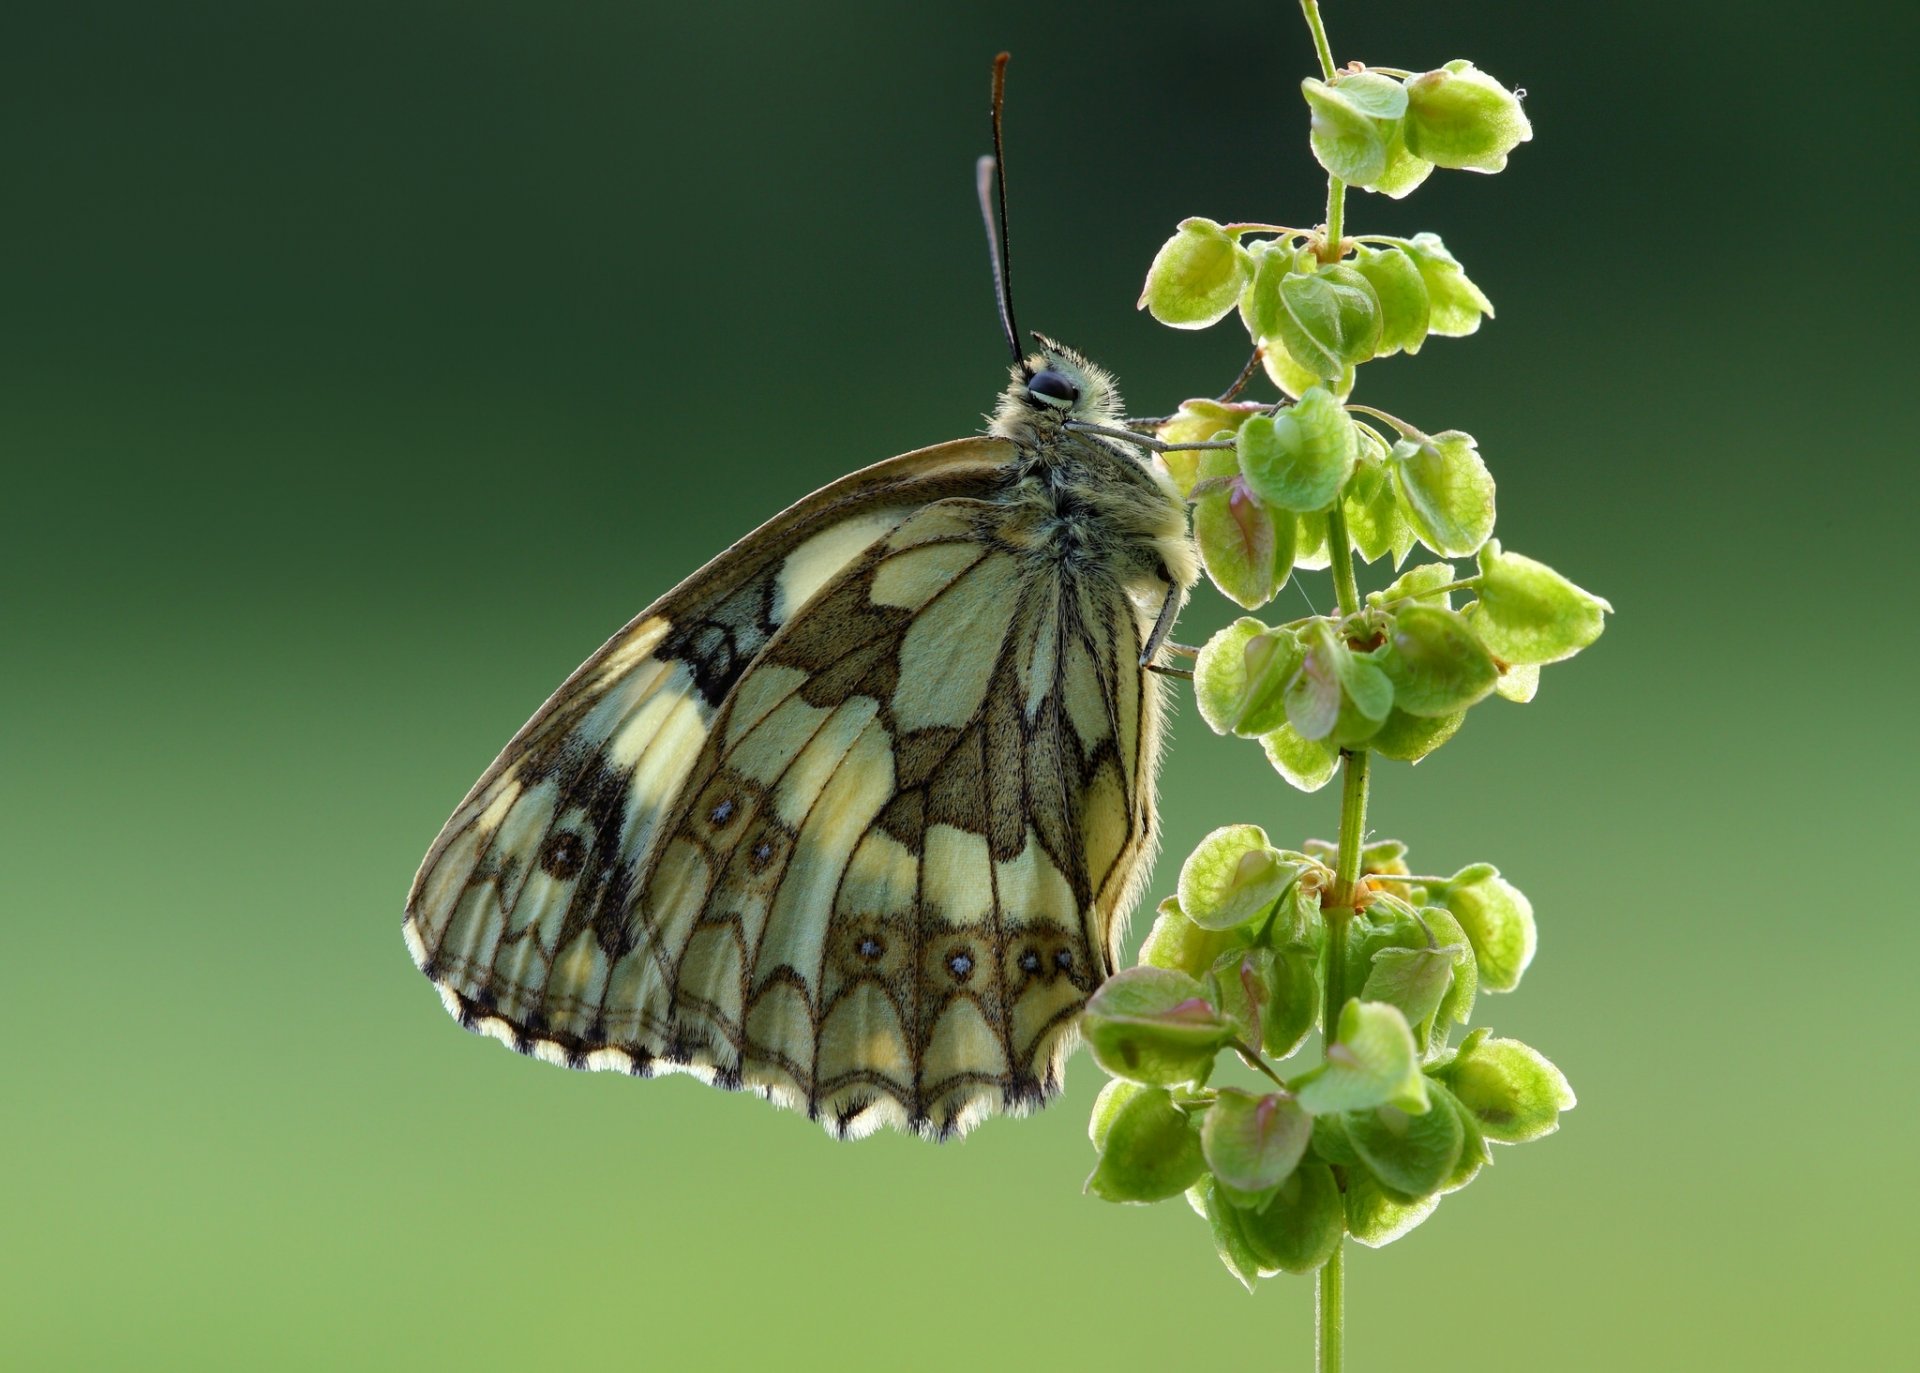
[1027,368,1079,408]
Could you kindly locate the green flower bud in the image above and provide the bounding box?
[1404,60,1533,173]
[1139,217,1254,328]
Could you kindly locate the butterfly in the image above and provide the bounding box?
[403,58,1201,1140]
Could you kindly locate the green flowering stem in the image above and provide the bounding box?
[1331,750,1372,907]
[1320,180,1347,264]
[1318,1246,1346,1372]
[1317,748,1370,1373]
[1326,501,1362,619]
[1298,0,1346,265]
[1299,0,1336,82]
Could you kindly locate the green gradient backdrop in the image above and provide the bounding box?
[6,3,1915,1368]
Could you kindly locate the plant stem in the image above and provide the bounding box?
[1320,482,1370,1373]
[1318,1244,1346,1372]
[1330,748,1371,906]
[1325,501,1362,619]
[1299,0,1337,81]
[1322,179,1346,263]
[1302,8,1360,1369]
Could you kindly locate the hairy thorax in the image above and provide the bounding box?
[994,432,1198,602]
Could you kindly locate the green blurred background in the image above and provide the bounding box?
[7,2,1914,1368]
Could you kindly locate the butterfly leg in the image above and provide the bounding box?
[1140,583,1192,679]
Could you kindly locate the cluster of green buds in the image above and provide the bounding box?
[1087,44,1602,1295]
[1084,831,1572,1284]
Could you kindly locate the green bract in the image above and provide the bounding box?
[1272,265,1383,378]
[1301,71,1407,187]
[1140,218,1254,328]
[1260,334,1352,401]
[1342,445,1417,566]
[1391,430,1497,557]
[1343,1164,1441,1248]
[1434,1030,1576,1144]
[1194,477,1286,609]
[1257,944,1321,1060]
[1403,232,1494,336]
[1087,1085,1207,1202]
[1138,897,1245,979]
[1361,943,1461,1042]
[1234,627,1307,737]
[1369,118,1435,199]
[1083,968,1236,1085]
[1297,999,1427,1115]
[1177,825,1299,932]
[1197,1163,1343,1287]
[1285,621,1392,746]
[1088,1077,1146,1151]
[1346,1098,1465,1198]
[1433,867,1536,992]
[1404,60,1533,174]
[1470,541,1612,665]
[1261,721,1340,793]
[1368,706,1466,763]
[1202,1088,1312,1208]
[1238,387,1358,514]
[1373,560,1459,609]
[1379,604,1498,716]
[1351,245,1431,355]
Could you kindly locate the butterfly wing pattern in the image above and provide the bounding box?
[406,343,1199,1138]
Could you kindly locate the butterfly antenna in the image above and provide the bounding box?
[977,52,1022,364]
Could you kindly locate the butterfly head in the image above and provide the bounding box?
[991,334,1123,441]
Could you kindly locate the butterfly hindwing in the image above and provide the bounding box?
[553,501,1168,1137]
